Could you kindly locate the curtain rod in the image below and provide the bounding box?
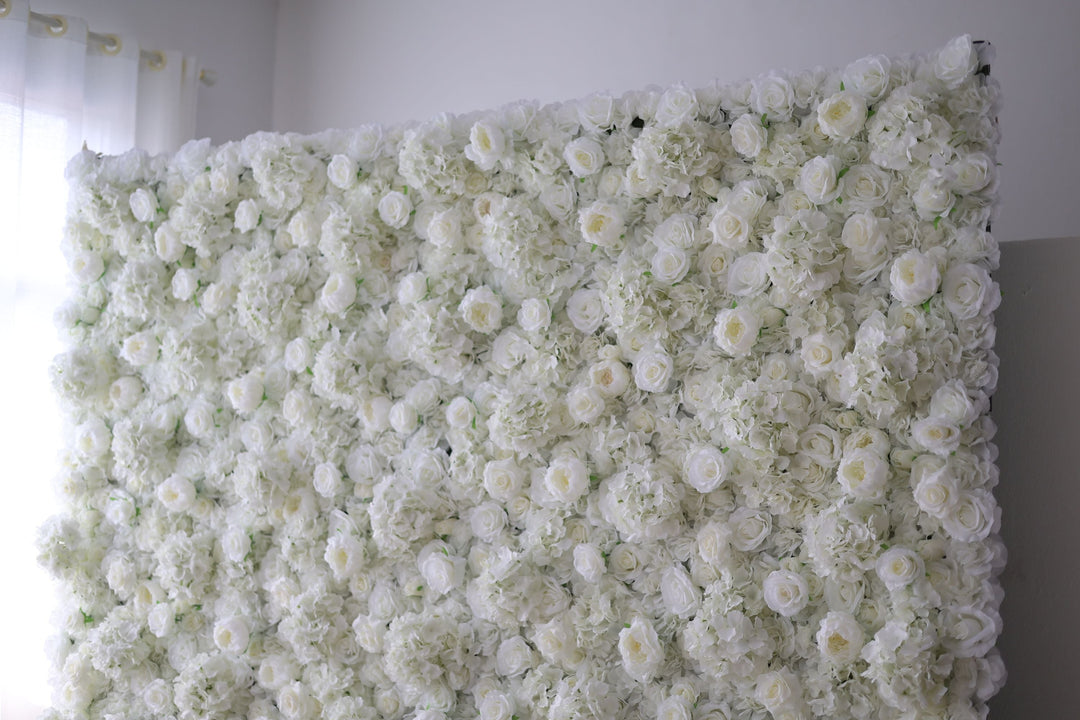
[25,9,216,86]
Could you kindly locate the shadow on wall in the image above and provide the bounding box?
[991,237,1080,717]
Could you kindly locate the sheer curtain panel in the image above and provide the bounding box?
[0,1,202,717]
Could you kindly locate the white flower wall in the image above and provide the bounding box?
[44,35,1002,720]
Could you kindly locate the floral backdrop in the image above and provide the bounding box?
[43,35,1002,720]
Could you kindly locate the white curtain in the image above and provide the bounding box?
[0,1,201,717]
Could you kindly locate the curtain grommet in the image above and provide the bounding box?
[146,50,166,71]
[45,14,67,37]
[100,34,122,55]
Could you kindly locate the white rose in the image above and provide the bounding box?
[352,615,384,653]
[258,654,297,691]
[930,380,977,424]
[326,154,356,189]
[942,490,996,542]
[913,174,954,220]
[544,455,589,505]
[798,155,842,205]
[151,224,184,263]
[750,72,795,121]
[517,297,550,332]
[143,679,171,713]
[950,152,995,195]
[278,682,312,720]
[842,164,892,211]
[843,54,892,102]
[837,448,888,500]
[589,358,630,397]
[685,446,728,493]
[479,692,515,720]
[816,611,864,664]
[913,462,959,518]
[651,245,690,284]
[655,84,699,127]
[889,250,941,304]
[377,190,412,228]
[227,372,263,413]
[709,206,752,248]
[70,250,105,285]
[653,213,697,249]
[729,508,772,552]
[396,271,428,305]
[157,475,196,513]
[817,91,868,141]
[573,543,606,584]
[567,386,605,424]
[129,187,157,223]
[460,285,503,334]
[660,565,701,617]
[484,458,526,501]
[756,669,802,712]
[147,603,174,638]
[696,522,728,566]
[942,605,1000,658]
[618,617,664,682]
[74,418,110,458]
[109,376,143,410]
[283,388,314,427]
[911,416,962,456]
[876,547,924,591]
[321,272,357,314]
[496,636,534,677]
[214,617,249,654]
[730,113,767,158]
[418,542,464,595]
[764,570,809,617]
[633,348,673,393]
[389,400,419,434]
[183,402,215,438]
[564,137,605,177]
[566,288,604,334]
[470,502,506,542]
[943,263,995,319]
[222,526,250,563]
[284,338,313,373]
[359,395,392,433]
[800,332,844,375]
[841,212,887,257]
[287,208,317,247]
[171,268,198,300]
[121,330,158,366]
[579,201,625,247]
[445,396,475,429]
[935,35,978,89]
[426,208,463,248]
[727,252,770,296]
[713,306,761,356]
[465,119,507,170]
[234,198,260,232]
[578,93,616,131]
[657,697,693,720]
[313,462,342,497]
[535,620,575,663]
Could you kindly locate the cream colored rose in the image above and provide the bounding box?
[798,155,842,204]
[730,508,772,552]
[633,348,673,392]
[326,153,356,189]
[564,137,605,177]
[713,306,761,356]
[661,565,701,617]
[579,200,625,247]
[460,285,503,333]
[685,446,728,493]
[889,249,941,305]
[157,475,196,513]
[465,119,507,170]
[589,358,630,397]
[213,616,249,654]
[763,569,809,617]
[567,386,605,424]
[573,543,605,584]
[377,190,412,228]
[618,617,664,682]
[934,34,978,89]
[843,54,892,102]
[876,547,924,591]
[121,330,159,366]
[817,91,868,141]
[730,113,768,158]
[566,288,604,334]
[517,297,551,332]
[651,245,690,284]
[943,262,996,320]
[751,72,795,121]
[837,448,888,500]
[321,272,357,314]
[816,611,864,664]
[544,455,589,505]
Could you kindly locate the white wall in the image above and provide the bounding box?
[271,2,1080,718]
[38,0,279,143]
[274,0,1080,247]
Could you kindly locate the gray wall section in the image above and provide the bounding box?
[990,237,1080,717]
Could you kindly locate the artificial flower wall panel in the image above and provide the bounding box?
[45,35,1002,720]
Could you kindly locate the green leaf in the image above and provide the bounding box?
[880,543,890,550]
[933,216,942,229]
[921,299,932,312]
[590,243,598,252]
[80,609,94,625]
[441,547,449,556]
[720,447,729,454]
[760,113,768,127]
[840,80,845,91]
[836,197,843,204]
[837,167,850,179]
[305,367,314,376]
[624,622,631,628]
[642,271,652,277]
[730,300,738,308]
[471,416,476,430]
[867,108,876,118]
